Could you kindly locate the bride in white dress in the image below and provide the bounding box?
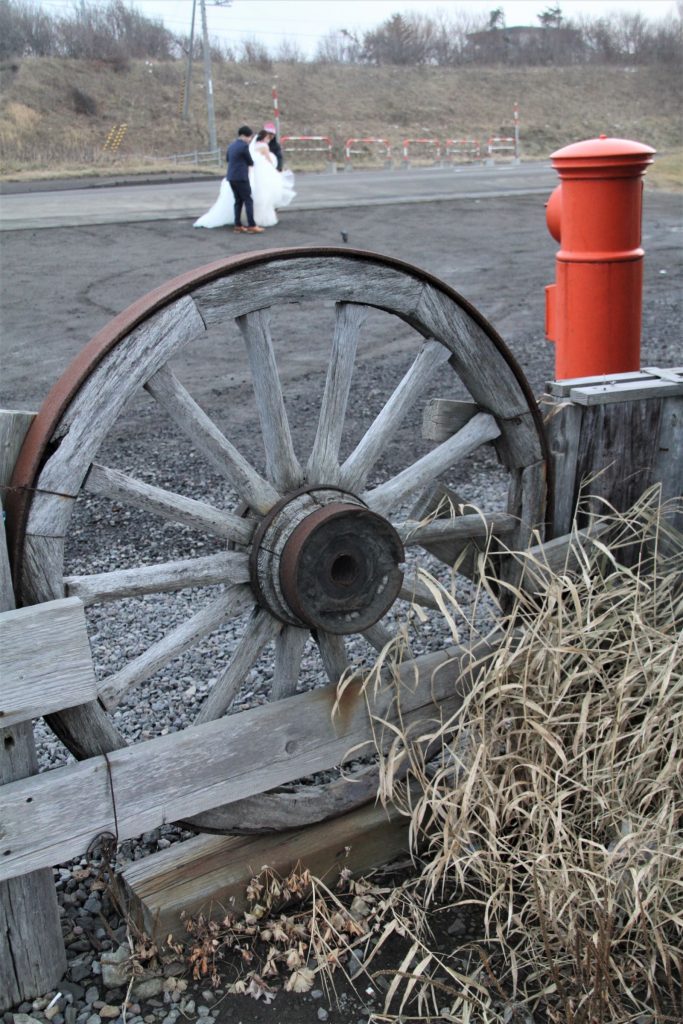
[194,129,295,229]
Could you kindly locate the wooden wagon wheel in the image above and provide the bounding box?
[8,247,549,834]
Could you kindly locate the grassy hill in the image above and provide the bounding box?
[1,57,681,177]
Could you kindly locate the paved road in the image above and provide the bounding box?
[0,161,556,229]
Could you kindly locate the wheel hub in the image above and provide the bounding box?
[250,488,404,634]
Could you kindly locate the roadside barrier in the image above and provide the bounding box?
[344,137,392,170]
[164,148,222,166]
[281,135,334,166]
[401,138,441,168]
[486,135,516,162]
[444,138,481,163]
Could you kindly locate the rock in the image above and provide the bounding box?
[85,988,99,1006]
[196,1010,210,1019]
[86,1015,101,1024]
[45,1006,62,1022]
[12,1016,43,1024]
[311,989,324,999]
[131,979,164,1001]
[60,983,85,1003]
[447,917,467,936]
[100,947,130,989]
[317,1010,329,1022]
[98,1008,120,1020]
[162,963,184,978]
[70,962,94,983]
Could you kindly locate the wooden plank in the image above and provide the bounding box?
[237,308,303,492]
[655,396,683,507]
[362,412,501,517]
[124,802,409,940]
[0,449,67,1007]
[0,866,68,1011]
[85,463,254,545]
[144,365,279,514]
[572,399,663,524]
[0,409,36,491]
[64,550,251,605]
[306,302,368,484]
[99,586,254,710]
[549,367,683,397]
[570,378,683,405]
[422,399,479,443]
[340,340,452,493]
[542,396,584,538]
[516,522,611,595]
[0,597,96,727]
[0,643,484,880]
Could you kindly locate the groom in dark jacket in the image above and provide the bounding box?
[226,126,264,234]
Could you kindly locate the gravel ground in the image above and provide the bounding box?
[2,189,681,1024]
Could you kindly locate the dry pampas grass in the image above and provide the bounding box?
[363,486,682,1023]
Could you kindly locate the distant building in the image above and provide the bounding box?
[466,25,584,65]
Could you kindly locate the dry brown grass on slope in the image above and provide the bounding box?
[1,59,681,175]
[362,486,683,1023]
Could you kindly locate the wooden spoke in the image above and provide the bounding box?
[64,551,251,606]
[271,625,309,701]
[362,411,501,517]
[362,621,395,653]
[237,309,303,492]
[194,608,282,724]
[306,303,369,484]
[339,339,452,493]
[396,512,517,547]
[98,586,253,710]
[399,572,441,610]
[85,464,254,545]
[317,632,349,685]
[145,365,279,514]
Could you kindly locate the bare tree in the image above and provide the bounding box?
[314,28,362,63]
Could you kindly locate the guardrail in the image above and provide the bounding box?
[281,135,333,162]
[165,148,223,167]
[444,138,481,163]
[486,136,517,162]
[401,137,441,167]
[344,137,392,170]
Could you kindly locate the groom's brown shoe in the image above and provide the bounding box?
[233,226,247,233]
[246,226,265,233]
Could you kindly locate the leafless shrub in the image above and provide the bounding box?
[237,37,272,70]
[71,85,97,115]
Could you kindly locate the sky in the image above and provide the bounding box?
[37,0,679,55]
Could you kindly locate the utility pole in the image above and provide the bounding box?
[182,0,197,121]
[199,0,217,153]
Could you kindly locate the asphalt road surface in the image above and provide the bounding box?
[1,167,681,1024]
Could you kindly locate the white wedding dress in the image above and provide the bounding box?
[193,141,296,229]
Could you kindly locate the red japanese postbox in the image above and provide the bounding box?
[545,135,655,379]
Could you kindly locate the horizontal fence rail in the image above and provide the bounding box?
[344,137,392,168]
[401,138,442,165]
[281,135,333,161]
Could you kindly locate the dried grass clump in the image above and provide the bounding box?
[374,488,682,1023]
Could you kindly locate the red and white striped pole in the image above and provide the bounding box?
[513,101,520,160]
[272,79,280,139]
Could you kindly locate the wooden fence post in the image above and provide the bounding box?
[542,369,682,535]
[0,409,67,1011]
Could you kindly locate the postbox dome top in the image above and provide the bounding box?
[550,135,655,177]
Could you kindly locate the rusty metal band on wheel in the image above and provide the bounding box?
[6,246,552,599]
